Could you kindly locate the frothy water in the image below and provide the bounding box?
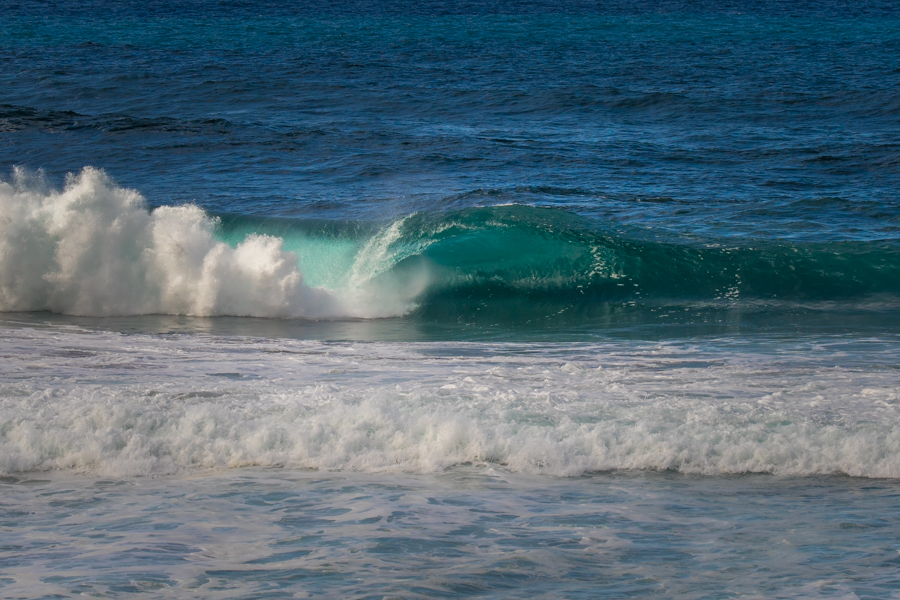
[0,168,436,320]
[2,321,899,478]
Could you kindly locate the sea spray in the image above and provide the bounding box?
[0,168,399,318]
[0,168,443,318]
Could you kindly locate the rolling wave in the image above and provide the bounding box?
[2,167,899,320]
[338,206,900,302]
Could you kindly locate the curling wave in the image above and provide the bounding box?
[3,167,900,320]
[328,205,900,308]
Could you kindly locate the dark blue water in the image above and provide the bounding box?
[4,0,899,235]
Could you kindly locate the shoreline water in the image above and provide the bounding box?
[3,467,900,598]
[2,317,899,479]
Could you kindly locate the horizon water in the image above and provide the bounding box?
[3,0,900,597]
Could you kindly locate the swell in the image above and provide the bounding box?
[0,104,235,135]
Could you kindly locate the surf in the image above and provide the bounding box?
[3,167,900,321]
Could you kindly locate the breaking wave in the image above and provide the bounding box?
[0,167,418,318]
[3,167,900,320]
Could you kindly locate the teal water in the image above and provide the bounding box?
[217,206,900,314]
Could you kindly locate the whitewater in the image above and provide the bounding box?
[4,305,900,597]
[0,167,423,319]
[2,319,900,478]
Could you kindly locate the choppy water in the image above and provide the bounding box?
[3,0,900,597]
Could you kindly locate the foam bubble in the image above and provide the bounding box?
[0,167,419,318]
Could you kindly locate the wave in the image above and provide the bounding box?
[2,167,900,320]
[227,195,900,321]
[8,383,900,478]
[351,206,900,304]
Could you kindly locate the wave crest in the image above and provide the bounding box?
[4,167,900,321]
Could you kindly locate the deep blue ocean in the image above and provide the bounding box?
[2,1,900,597]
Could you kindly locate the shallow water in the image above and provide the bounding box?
[2,317,899,478]
[3,469,900,599]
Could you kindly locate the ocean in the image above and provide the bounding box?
[2,0,900,597]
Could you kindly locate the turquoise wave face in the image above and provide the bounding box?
[217,205,900,322]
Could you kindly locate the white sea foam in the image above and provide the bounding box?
[0,167,419,318]
[1,323,899,478]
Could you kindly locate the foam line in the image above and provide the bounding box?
[2,328,899,478]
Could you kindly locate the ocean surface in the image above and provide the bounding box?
[2,0,900,597]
